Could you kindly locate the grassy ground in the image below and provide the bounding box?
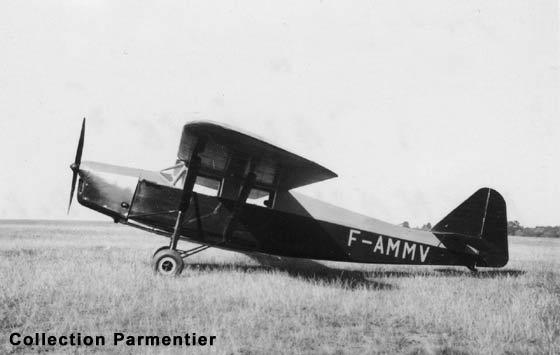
[0,221,558,354]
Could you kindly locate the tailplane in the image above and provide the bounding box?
[432,188,508,268]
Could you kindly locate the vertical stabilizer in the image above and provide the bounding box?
[432,188,508,267]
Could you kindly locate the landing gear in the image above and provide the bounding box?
[152,249,184,276]
[152,151,202,277]
[151,143,214,277]
[151,244,211,276]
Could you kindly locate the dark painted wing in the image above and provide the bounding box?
[177,121,337,190]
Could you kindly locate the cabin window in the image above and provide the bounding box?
[247,188,274,208]
[193,175,221,197]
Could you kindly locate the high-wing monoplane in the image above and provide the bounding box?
[68,119,508,275]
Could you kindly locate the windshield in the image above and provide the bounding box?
[160,163,186,186]
[160,162,221,197]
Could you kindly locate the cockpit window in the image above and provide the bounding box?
[160,163,221,197]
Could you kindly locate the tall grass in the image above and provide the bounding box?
[0,222,558,354]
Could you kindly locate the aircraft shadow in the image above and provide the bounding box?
[363,268,525,278]
[433,268,525,278]
[189,254,395,291]
[187,255,524,290]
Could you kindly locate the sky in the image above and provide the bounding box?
[0,1,558,226]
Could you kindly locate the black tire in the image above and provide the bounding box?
[152,249,184,276]
[152,246,170,258]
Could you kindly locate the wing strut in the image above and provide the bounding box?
[222,171,256,243]
[169,140,205,250]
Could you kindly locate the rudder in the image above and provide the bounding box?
[432,188,508,267]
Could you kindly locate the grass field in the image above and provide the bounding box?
[0,221,558,354]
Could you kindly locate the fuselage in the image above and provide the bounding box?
[76,161,471,266]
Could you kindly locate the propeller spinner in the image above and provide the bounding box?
[68,118,85,213]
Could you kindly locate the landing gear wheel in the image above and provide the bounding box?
[153,246,170,257]
[152,249,184,276]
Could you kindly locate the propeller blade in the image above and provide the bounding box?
[75,118,85,166]
[68,118,85,214]
[67,171,78,214]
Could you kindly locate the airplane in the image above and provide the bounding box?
[68,119,508,276]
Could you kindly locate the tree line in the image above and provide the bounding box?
[506,220,560,238]
[399,220,560,238]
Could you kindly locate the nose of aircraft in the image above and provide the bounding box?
[66,118,144,221]
[75,162,140,221]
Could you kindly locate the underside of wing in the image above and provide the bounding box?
[177,121,337,190]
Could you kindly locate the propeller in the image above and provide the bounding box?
[68,118,85,214]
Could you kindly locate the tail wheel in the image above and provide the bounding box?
[152,249,184,276]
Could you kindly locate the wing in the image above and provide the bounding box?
[177,121,337,190]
